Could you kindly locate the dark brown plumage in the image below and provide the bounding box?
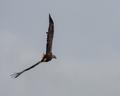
[11,14,56,78]
[41,14,56,62]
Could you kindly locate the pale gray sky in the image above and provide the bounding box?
[0,0,120,96]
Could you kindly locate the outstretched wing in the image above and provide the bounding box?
[11,61,42,78]
[46,14,54,54]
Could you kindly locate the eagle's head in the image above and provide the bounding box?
[52,54,57,59]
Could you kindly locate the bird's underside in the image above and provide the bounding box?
[11,14,56,78]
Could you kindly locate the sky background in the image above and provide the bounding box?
[0,0,120,96]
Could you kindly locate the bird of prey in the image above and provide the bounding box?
[11,14,56,78]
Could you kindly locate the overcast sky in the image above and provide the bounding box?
[0,0,120,96]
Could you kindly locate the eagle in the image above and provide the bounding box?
[11,14,56,78]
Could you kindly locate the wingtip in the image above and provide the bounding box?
[49,13,51,16]
[49,13,54,24]
[49,13,51,18]
[10,72,21,78]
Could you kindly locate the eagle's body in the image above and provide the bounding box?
[41,52,53,62]
[11,14,56,78]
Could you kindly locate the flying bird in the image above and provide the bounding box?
[11,14,56,78]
